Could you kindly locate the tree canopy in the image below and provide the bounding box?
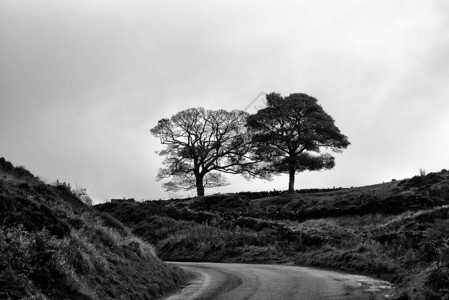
[246,92,350,193]
[151,107,266,196]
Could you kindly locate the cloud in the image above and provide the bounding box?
[1,0,448,201]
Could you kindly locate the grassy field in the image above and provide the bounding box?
[0,157,186,300]
[96,170,449,300]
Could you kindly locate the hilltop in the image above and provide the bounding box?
[96,170,449,300]
[0,157,185,300]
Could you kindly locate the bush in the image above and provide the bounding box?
[0,157,35,180]
[132,216,192,244]
[0,226,97,300]
[0,226,42,299]
[0,196,71,238]
[1,157,188,299]
[73,186,93,206]
[98,212,128,235]
[157,224,271,261]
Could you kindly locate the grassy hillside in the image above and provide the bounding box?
[0,157,186,300]
[96,170,449,300]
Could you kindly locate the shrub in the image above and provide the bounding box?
[132,216,192,244]
[0,226,41,299]
[0,226,97,300]
[0,196,71,238]
[98,212,128,235]
[0,157,35,180]
[1,157,187,299]
[157,224,271,261]
[72,186,93,206]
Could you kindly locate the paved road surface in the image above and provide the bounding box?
[164,262,392,300]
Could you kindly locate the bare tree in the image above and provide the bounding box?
[247,92,350,193]
[151,108,266,196]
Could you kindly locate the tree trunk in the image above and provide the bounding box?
[195,175,205,196]
[288,158,296,193]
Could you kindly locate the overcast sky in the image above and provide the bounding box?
[1,1,448,203]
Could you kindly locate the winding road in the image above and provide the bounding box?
[164,262,392,300]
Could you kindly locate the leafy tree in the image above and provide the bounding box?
[151,107,266,196]
[247,92,350,193]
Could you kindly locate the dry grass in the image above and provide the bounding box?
[1,157,186,299]
[97,167,449,299]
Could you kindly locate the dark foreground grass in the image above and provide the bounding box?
[97,171,449,300]
[0,157,186,300]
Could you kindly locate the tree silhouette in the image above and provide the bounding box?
[247,92,350,193]
[151,108,266,196]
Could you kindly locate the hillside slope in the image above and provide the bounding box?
[97,170,449,300]
[0,157,185,300]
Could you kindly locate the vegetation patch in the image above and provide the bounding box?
[0,157,186,299]
[97,168,449,299]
